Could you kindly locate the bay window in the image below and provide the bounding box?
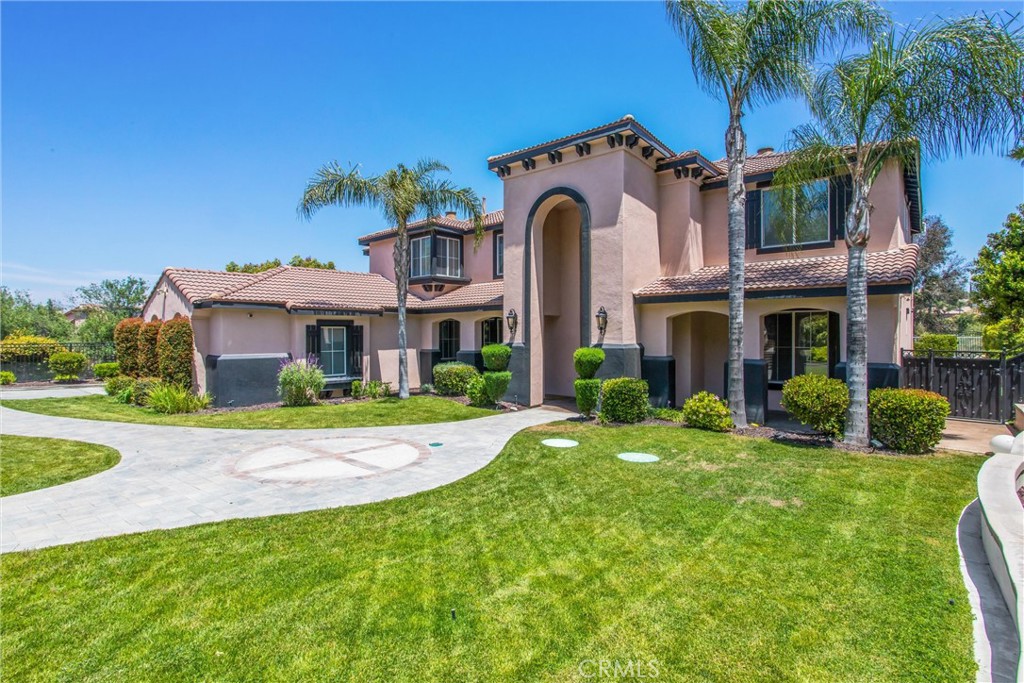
[410,236,431,278]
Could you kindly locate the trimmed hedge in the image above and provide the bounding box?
[599,377,649,424]
[467,375,490,407]
[138,320,162,377]
[0,370,16,385]
[92,362,120,379]
[573,347,606,379]
[869,388,949,454]
[681,391,733,432]
[278,359,325,407]
[114,318,144,377]
[574,378,600,417]
[482,371,511,404]
[0,334,66,362]
[482,344,511,372]
[914,334,958,355]
[105,375,135,397]
[433,362,479,396]
[781,374,849,439]
[48,352,88,379]
[157,315,194,389]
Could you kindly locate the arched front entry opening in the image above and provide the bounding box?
[670,311,729,403]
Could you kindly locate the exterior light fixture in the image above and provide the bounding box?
[596,306,608,336]
[506,308,518,338]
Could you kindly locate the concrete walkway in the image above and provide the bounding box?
[0,400,565,553]
[940,419,1014,455]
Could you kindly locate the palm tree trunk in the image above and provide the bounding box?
[725,108,748,428]
[844,182,871,446]
[394,223,411,399]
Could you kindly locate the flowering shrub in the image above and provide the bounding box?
[781,374,849,439]
[869,388,949,453]
[113,318,144,376]
[157,315,194,389]
[681,391,733,432]
[278,357,325,407]
[599,377,649,424]
[573,347,606,379]
[433,362,479,396]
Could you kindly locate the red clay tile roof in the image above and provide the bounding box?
[357,210,504,244]
[162,266,503,313]
[487,115,675,165]
[635,245,919,300]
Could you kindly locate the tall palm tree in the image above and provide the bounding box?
[299,160,482,399]
[774,14,1024,445]
[665,0,885,427]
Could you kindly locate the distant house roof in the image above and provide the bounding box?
[157,266,504,315]
[634,244,920,302]
[357,210,505,245]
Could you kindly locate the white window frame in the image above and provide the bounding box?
[320,326,348,378]
[410,236,431,278]
[761,180,831,249]
[436,235,462,278]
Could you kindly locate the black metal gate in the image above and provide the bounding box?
[902,349,1024,423]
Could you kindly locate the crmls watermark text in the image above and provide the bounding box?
[577,659,661,678]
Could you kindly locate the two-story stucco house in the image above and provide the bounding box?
[143,115,919,413]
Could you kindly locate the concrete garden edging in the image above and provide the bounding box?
[977,451,1024,680]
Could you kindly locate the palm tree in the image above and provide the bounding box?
[774,15,1024,445]
[299,160,482,399]
[665,0,885,427]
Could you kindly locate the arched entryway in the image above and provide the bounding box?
[670,311,729,402]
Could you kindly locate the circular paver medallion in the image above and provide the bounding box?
[541,438,579,448]
[232,436,429,483]
[617,452,660,463]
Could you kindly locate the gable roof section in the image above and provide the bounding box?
[634,244,919,302]
[358,210,505,245]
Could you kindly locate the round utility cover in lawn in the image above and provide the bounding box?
[617,452,660,463]
[541,438,579,448]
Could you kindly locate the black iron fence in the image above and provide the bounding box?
[901,348,1024,423]
[0,342,116,382]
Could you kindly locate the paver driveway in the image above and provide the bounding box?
[0,399,565,553]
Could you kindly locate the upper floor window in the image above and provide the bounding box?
[763,310,838,385]
[410,236,431,278]
[761,180,830,248]
[494,232,504,277]
[439,319,460,361]
[436,236,462,277]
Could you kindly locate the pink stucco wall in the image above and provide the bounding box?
[367,231,500,287]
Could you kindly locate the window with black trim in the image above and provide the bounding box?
[410,236,431,277]
[763,310,838,384]
[439,319,460,361]
[494,232,504,277]
[481,317,502,346]
[761,180,830,248]
[320,326,348,377]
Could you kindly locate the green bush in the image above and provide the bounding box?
[363,380,390,399]
[157,315,194,389]
[146,383,212,414]
[131,377,162,406]
[914,334,958,355]
[114,388,133,404]
[278,358,326,407]
[105,375,135,397]
[681,391,733,432]
[869,388,949,453]
[350,379,364,398]
[781,374,849,439]
[466,375,490,407]
[420,383,434,395]
[599,377,649,424]
[482,371,511,404]
[432,362,479,396]
[92,362,120,379]
[982,318,1024,352]
[0,335,66,362]
[0,370,16,385]
[573,347,606,379]
[138,320,162,377]
[113,318,144,376]
[48,352,87,379]
[574,378,601,417]
[481,344,512,372]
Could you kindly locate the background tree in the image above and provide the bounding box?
[774,15,1024,445]
[75,310,121,344]
[913,215,967,334]
[224,255,336,273]
[665,0,885,427]
[0,287,75,340]
[75,277,149,318]
[973,204,1024,352]
[299,160,481,399]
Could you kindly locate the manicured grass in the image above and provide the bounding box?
[0,395,495,429]
[1,435,120,497]
[2,424,980,681]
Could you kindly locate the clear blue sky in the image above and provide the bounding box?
[3,1,1022,302]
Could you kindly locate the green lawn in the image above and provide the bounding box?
[1,435,120,497]
[1,424,980,681]
[0,394,495,429]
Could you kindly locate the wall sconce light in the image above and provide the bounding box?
[506,308,518,338]
[595,306,608,336]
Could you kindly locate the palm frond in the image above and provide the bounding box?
[421,179,484,247]
[297,162,383,220]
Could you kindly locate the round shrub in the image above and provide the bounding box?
[781,374,849,439]
[48,351,87,379]
[574,378,601,417]
[420,382,434,395]
[0,334,66,362]
[132,377,162,406]
[681,391,733,432]
[432,362,479,396]
[137,320,162,377]
[278,358,326,407]
[466,375,490,407]
[869,388,950,454]
[105,375,135,397]
[113,318,144,376]
[157,315,194,390]
[573,347,606,379]
[482,371,511,404]
[599,377,649,424]
[0,370,16,385]
[481,344,511,372]
[92,362,120,379]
